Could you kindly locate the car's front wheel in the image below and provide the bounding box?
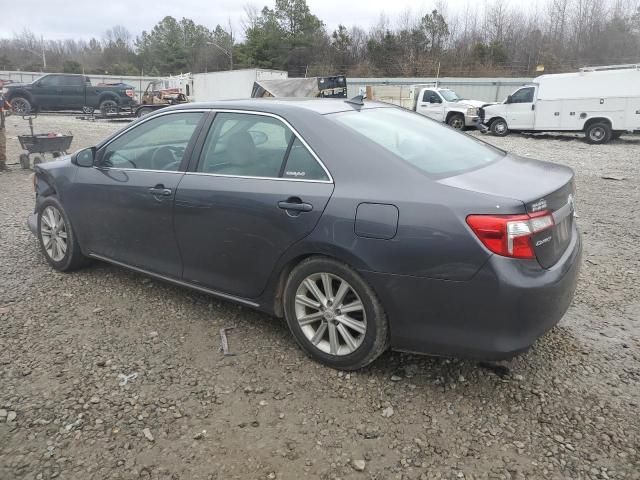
[283,257,389,370]
[37,197,88,271]
[490,118,509,136]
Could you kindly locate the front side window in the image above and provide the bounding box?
[38,75,62,87]
[330,107,504,177]
[100,112,203,171]
[197,112,328,180]
[510,87,535,103]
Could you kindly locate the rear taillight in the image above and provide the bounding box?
[466,211,554,259]
[125,89,134,97]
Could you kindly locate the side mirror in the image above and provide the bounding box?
[73,147,95,167]
[505,95,513,104]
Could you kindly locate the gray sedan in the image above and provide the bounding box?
[28,99,582,370]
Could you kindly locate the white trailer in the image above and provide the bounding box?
[191,69,288,102]
[481,64,640,143]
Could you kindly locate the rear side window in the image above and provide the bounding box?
[282,138,329,180]
[198,112,329,181]
[330,107,504,177]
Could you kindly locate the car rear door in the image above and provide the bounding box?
[59,75,85,108]
[68,110,207,278]
[174,111,334,299]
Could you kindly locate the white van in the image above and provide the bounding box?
[480,64,640,143]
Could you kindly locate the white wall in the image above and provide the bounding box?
[191,69,288,102]
[348,77,534,103]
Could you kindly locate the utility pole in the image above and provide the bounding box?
[0,92,7,171]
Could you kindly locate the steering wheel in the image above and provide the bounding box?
[150,146,177,170]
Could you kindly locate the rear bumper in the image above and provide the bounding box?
[362,226,582,360]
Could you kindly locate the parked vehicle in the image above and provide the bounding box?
[135,80,189,117]
[27,99,581,370]
[4,74,137,115]
[366,84,486,128]
[480,64,640,143]
[252,75,347,98]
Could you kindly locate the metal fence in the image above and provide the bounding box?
[348,77,534,103]
[0,71,158,98]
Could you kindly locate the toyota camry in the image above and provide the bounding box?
[28,99,582,370]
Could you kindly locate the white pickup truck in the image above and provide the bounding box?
[480,64,640,144]
[366,84,486,129]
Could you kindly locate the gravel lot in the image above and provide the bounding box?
[1,114,639,480]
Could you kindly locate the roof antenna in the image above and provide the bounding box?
[345,93,366,106]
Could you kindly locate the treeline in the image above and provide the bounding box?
[1,0,639,78]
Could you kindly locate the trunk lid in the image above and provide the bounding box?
[440,154,576,268]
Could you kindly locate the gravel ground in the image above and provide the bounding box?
[1,115,639,480]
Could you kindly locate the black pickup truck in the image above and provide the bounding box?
[4,74,137,115]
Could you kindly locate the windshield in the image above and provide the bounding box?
[440,89,460,102]
[329,107,504,177]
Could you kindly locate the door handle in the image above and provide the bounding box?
[149,185,172,196]
[278,198,313,212]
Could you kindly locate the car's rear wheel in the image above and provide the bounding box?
[585,122,612,144]
[283,257,389,370]
[37,197,88,271]
[99,99,118,115]
[490,118,509,136]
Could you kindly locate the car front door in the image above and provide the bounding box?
[33,75,62,109]
[68,110,207,277]
[417,90,445,122]
[174,111,334,299]
[504,86,536,129]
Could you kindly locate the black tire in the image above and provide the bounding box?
[283,256,389,370]
[447,113,465,129]
[99,99,118,115]
[19,154,30,169]
[10,96,32,115]
[490,118,509,136]
[36,196,88,272]
[136,107,153,117]
[585,122,612,144]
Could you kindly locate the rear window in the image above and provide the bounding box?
[329,107,504,177]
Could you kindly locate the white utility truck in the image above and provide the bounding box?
[480,64,640,143]
[365,84,485,129]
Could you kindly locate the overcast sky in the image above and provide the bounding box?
[0,0,444,41]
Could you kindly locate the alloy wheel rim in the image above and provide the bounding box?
[13,99,28,114]
[495,122,506,133]
[40,206,68,262]
[451,118,464,129]
[294,273,367,356]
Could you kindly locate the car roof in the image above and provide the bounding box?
[165,98,394,116]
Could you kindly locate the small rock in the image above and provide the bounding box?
[390,375,402,382]
[553,434,564,443]
[0,409,7,418]
[142,428,154,442]
[92,307,103,314]
[352,459,366,471]
[259,400,268,406]
[381,406,394,418]
[193,430,206,440]
[90,396,100,404]
[6,411,17,422]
